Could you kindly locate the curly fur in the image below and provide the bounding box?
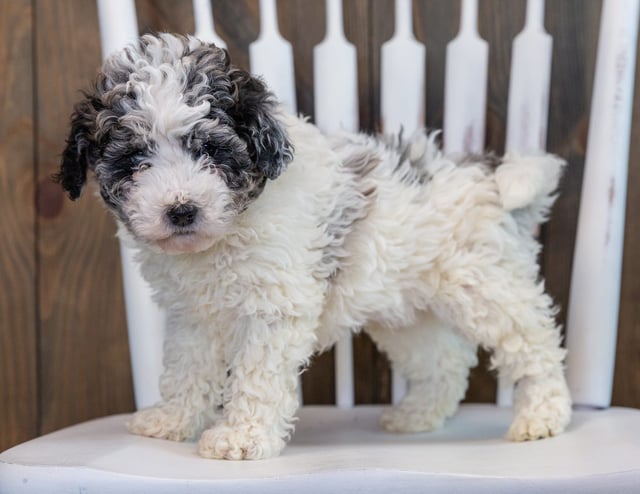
[58,33,571,460]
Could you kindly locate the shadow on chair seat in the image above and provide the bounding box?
[2,404,639,493]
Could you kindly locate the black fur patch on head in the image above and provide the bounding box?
[183,123,267,211]
[56,95,104,200]
[56,33,294,214]
[227,69,294,180]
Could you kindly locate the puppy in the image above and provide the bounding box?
[58,33,571,460]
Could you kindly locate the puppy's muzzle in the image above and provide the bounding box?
[167,203,198,228]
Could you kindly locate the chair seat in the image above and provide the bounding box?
[1,404,639,493]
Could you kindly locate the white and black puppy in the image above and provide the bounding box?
[58,33,571,460]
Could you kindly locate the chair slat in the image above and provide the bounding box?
[380,0,426,137]
[96,0,139,59]
[504,0,552,154]
[380,0,426,404]
[566,0,640,407]
[334,335,355,408]
[313,0,359,134]
[313,0,358,407]
[443,0,488,155]
[497,0,553,407]
[119,240,164,409]
[192,0,227,48]
[249,0,297,113]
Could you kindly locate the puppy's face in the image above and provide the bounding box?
[57,33,293,254]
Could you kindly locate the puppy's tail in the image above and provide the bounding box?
[495,153,566,224]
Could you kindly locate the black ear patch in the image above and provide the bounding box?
[229,69,294,180]
[55,96,101,200]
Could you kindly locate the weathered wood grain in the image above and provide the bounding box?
[479,0,527,154]
[414,0,458,132]
[0,0,38,451]
[35,0,134,433]
[612,24,640,408]
[137,0,195,35]
[279,0,326,122]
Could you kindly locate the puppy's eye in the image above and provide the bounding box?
[201,142,218,160]
[124,150,146,164]
[127,151,152,172]
[134,162,151,172]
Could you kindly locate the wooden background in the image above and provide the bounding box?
[1,0,639,452]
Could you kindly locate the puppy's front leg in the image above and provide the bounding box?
[198,316,315,460]
[128,313,225,441]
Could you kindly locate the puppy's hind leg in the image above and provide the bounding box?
[434,266,572,441]
[366,312,478,433]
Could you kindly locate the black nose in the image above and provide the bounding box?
[166,203,198,227]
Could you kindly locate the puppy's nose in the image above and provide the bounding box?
[166,203,198,227]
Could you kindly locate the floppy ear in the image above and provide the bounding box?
[228,68,294,180]
[56,96,100,200]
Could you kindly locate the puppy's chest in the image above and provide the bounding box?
[141,233,328,325]
[142,249,249,318]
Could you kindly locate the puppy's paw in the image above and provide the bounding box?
[127,405,196,442]
[380,404,448,433]
[198,422,285,460]
[508,375,572,441]
[507,413,562,441]
[507,399,572,441]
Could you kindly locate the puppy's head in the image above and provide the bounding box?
[57,33,293,254]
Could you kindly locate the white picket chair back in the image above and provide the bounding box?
[2,2,640,493]
[98,0,639,412]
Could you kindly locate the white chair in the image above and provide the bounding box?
[2,1,640,492]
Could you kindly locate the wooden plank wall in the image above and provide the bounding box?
[0,0,38,450]
[1,0,639,451]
